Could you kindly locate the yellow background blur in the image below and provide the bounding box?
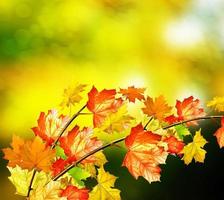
[0,0,224,199]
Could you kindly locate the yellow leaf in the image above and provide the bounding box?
[99,105,134,134]
[89,167,121,200]
[8,165,49,196]
[60,84,87,109]
[181,129,207,165]
[29,181,66,200]
[207,96,224,112]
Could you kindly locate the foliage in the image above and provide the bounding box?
[2,84,224,199]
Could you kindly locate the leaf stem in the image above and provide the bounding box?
[51,105,87,149]
[52,115,223,181]
[26,169,37,197]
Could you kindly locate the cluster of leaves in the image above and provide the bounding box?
[2,84,224,200]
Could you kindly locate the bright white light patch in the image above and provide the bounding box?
[165,18,204,47]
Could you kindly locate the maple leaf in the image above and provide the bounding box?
[142,95,172,122]
[29,181,65,200]
[99,105,134,134]
[60,185,89,200]
[8,165,49,196]
[89,167,121,200]
[68,167,91,187]
[119,86,145,103]
[175,125,191,140]
[87,86,123,127]
[60,84,87,110]
[163,136,185,155]
[181,129,207,165]
[165,96,206,126]
[207,96,224,112]
[214,117,224,148]
[52,158,69,176]
[2,135,55,172]
[32,110,69,146]
[122,124,168,183]
[53,126,103,175]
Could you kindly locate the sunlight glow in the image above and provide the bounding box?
[165,17,204,47]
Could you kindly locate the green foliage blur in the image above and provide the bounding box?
[0,0,224,199]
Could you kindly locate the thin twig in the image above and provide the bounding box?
[162,115,223,129]
[144,117,153,130]
[51,105,87,149]
[27,169,37,197]
[52,115,223,181]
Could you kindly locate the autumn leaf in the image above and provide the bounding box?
[119,86,145,103]
[32,110,69,146]
[181,129,207,165]
[29,181,65,200]
[99,105,134,134]
[60,84,87,110]
[60,185,89,200]
[207,96,224,112]
[166,96,206,126]
[142,95,172,122]
[60,126,102,163]
[214,117,224,148]
[87,86,123,127]
[2,135,55,172]
[123,124,168,183]
[175,125,191,140]
[163,136,184,155]
[89,167,121,200]
[7,165,49,196]
[80,151,108,178]
[68,166,91,187]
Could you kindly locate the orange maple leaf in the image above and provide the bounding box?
[2,136,55,172]
[87,86,123,127]
[163,136,185,155]
[119,86,145,103]
[142,95,172,121]
[60,126,102,164]
[214,117,224,148]
[165,96,206,126]
[60,185,89,200]
[32,110,69,146]
[122,124,168,183]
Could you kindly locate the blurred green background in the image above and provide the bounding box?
[0,0,224,199]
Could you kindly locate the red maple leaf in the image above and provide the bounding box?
[87,86,123,127]
[165,96,206,126]
[59,126,102,164]
[60,185,89,200]
[32,110,69,146]
[119,86,145,103]
[163,136,184,155]
[214,117,224,148]
[122,124,168,183]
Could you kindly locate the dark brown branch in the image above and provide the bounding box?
[52,115,224,181]
[51,105,87,149]
[26,169,37,197]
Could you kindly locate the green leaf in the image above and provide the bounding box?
[55,146,67,159]
[175,125,190,140]
[68,166,91,187]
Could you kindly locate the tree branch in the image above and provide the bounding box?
[51,104,87,149]
[26,169,37,197]
[52,115,224,181]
